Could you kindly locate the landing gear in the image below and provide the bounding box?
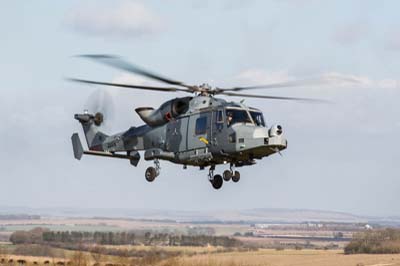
[145,167,157,182]
[208,166,223,190]
[212,175,223,189]
[227,164,240,183]
[145,159,160,182]
[223,170,232,181]
[232,171,240,183]
[208,164,240,189]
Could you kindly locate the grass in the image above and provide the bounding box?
[2,247,400,266]
[173,249,400,266]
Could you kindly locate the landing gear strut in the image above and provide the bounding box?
[145,159,160,182]
[223,163,238,181]
[225,164,240,183]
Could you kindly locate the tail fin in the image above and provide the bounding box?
[71,133,84,160]
[74,113,109,151]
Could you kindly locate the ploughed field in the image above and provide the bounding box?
[2,248,400,266]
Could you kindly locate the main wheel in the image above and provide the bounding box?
[232,171,240,183]
[145,167,157,182]
[223,170,232,181]
[212,174,223,190]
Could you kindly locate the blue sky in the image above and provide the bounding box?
[1,0,399,216]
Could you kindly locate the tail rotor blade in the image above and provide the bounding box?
[84,89,115,128]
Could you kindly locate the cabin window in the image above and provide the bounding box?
[250,111,266,127]
[195,117,207,135]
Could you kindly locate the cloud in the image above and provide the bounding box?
[235,69,292,85]
[332,22,369,45]
[234,69,400,90]
[277,0,317,7]
[321,72,400,89]
[66,1,163,38]
[385,29,400,51]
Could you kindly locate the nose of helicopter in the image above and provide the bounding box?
[233,124,287,158]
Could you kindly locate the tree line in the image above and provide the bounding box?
[345,228,400,254]
[9,228,241,247]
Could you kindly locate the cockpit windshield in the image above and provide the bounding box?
[226,109,252,126]
[250,111,266,127]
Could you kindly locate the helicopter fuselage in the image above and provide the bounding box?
[84,95,287,168]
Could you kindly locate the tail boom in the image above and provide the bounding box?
[74,113,108,151]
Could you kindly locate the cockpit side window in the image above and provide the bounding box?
[226,109,252,127]
[216,110,224,123]
[250,111,266,127]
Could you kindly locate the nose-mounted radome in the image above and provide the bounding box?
[269,125,283,137]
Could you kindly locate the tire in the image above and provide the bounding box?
[212,174,223,190]
[232,171,240,183]
[145,167,157,182]
[223,170,232,181]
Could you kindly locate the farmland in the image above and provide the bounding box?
[2,247,400,266]
[1,211,399,265]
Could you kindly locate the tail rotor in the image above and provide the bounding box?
[84,89,115,129]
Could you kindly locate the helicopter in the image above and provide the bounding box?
[70,55,328,190]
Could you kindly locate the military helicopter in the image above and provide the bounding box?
[70,55,327,190]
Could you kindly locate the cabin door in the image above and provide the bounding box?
[187,112,211,150]
[210,108,226,153]
[166,116,189,152]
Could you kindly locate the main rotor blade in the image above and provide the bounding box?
[67,78,192,93]
[79,54,193,89]
[220,91,330,103]
[218,76,359,92]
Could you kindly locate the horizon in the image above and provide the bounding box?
[0,204,396,220]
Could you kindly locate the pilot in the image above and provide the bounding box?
[227,112,233,126]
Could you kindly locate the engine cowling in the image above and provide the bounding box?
[135,97,192,127]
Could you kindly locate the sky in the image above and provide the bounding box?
[0,0,399,217]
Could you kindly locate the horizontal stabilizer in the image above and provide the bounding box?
[72,132,141,165]
[83,150,135,159]
[71,133,84,160]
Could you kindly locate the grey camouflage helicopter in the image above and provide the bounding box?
[70,55,326,190]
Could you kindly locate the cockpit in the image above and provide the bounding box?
[225,107,266,127]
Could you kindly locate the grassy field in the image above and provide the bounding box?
[170,249,400,266]
[3,248,400,266]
